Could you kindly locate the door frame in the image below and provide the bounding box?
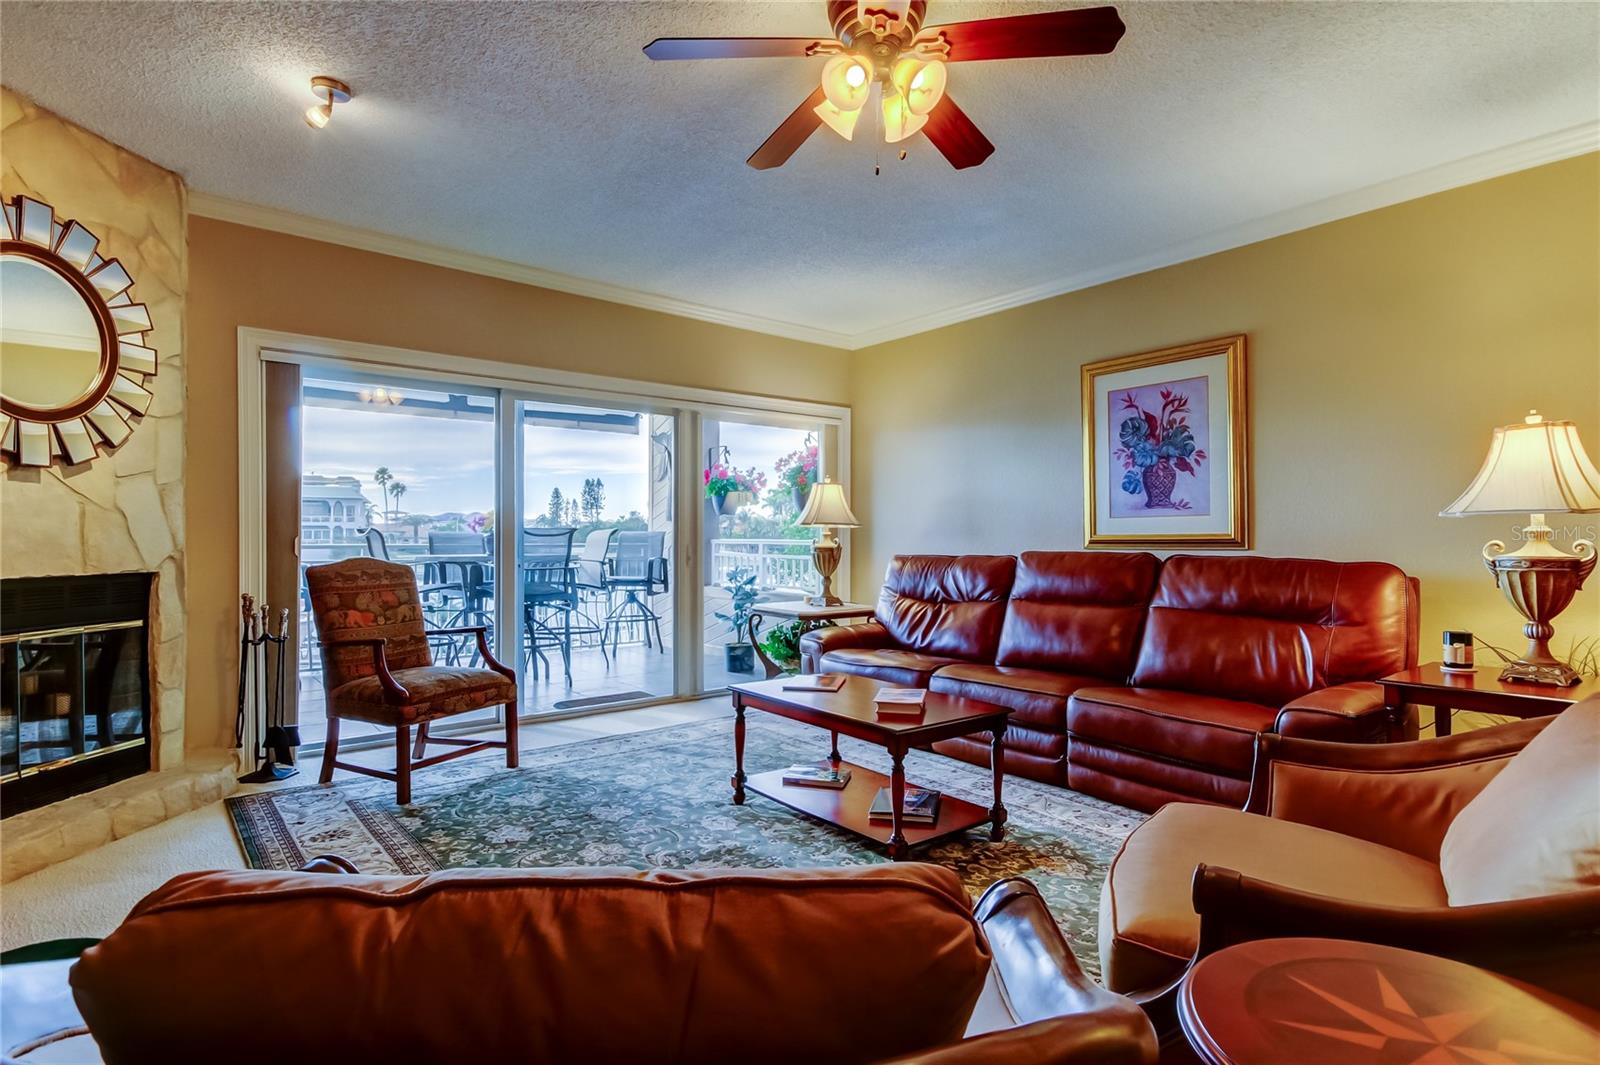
[237,327,851,755]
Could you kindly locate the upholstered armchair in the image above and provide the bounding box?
[305,558,518,803]
[64,862,1157,1064]
[1099,698,1600,1014]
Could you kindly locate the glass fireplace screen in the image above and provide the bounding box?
[1,620,148,782]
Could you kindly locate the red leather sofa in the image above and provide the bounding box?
[800,551,1419,811]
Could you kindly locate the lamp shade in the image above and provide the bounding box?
[1440,411,1600,516]
[797,479,859,527]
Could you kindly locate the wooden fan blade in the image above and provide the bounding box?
[747,86,828,170]
[920,6,1125,62]
[921,96,995,170]
[644,37,831,60]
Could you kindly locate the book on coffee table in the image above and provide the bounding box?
[867,787,941,823]
[782,673,847,693]
[780,763,852,789]
[874,687,927,716]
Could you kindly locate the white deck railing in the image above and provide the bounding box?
[709,538,818,593]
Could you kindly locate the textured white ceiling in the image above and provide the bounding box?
[3,1,1597,345]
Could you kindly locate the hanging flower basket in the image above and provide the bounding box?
[704,462,766,517]
[776,441,820,516]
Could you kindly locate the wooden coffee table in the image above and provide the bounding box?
[727,675,1011,861]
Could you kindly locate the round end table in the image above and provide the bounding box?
[1178,938,1600,1064]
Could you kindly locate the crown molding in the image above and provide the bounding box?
[847,122,1600,349]
[186,192,859,350]
[191,123,1598,353]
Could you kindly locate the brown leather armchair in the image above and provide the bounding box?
[63,862,1156,1065]
[1099,707,1600,1009]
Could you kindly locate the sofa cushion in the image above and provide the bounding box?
[1129,555,1417,707]
[1099,803,1447,993]
[329,666,515,724]
[1439,698,1600,906]
[71,865,991,1064]
[821,648,966,687]
[930,663,1103,732]
[1069,686,1277,777]
[996,551,1160,677]
[874,554,1016,661]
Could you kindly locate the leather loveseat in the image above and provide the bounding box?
[801,551,1418,811]
[60,862,1157,1065]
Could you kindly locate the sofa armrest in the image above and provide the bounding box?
[1191,864,1600,1011]
[1243,716,1552,859]
[874,1012,1156,1065]
[1274,682,1390,742]
[799,621,893,673]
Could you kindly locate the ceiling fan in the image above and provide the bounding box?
[644,1,1125,171]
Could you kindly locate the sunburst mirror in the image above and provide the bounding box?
[1,194,158,468]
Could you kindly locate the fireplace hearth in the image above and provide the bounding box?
[1,574,152,817]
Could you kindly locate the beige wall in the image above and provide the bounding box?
[850,153,1600,667]
[1,88,189,767]
[185,217,851,749]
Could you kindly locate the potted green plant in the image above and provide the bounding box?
[758,619,809,674]
[775,441,819,514]
[716,568,760,673]
[704,462,767,518]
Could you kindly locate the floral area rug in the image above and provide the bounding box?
[226,715,1143,976]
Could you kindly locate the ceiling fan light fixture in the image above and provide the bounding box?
[303,75,352,130]
[820,56,872,112]
[814,96,864,140]
[881,89,927,143]
[891,57,946,116]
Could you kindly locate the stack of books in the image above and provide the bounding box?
[868,787,941,824]
[874,687,927,717]
[781,763,852,789]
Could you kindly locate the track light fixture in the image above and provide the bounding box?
[304,76,352,129]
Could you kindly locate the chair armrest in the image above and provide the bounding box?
[1242,717,1552,858]
[873,1012,1157,1065]
[1274,682,1389,742]
[1191,864,1600,1011]
[424,626,515,680]
[799,622,893,672]
[320,638,409,701]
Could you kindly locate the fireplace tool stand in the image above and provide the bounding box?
[236,594,299,783]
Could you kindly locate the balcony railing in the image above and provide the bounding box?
[709,538,818,594]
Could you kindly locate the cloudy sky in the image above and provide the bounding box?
[302,392,809,523]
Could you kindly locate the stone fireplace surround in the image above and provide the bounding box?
[1,88,237,881]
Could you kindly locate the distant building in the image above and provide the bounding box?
[302,475,370,544]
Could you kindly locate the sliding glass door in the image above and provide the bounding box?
[513,398,676,716]
[297,373,501,748]
[701,417,825,691]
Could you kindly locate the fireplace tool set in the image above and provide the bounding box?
[236,594,299,783]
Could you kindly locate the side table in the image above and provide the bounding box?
[1179,937,1600,1064]
[746,600,876,679]
[1380,662,1598,737]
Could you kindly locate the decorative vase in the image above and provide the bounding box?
[1142,459,1177,509]
[724,642,756,674]
[710,492,734,517]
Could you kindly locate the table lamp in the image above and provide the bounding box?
[1440,410,1600,685]
[797,478,859,607]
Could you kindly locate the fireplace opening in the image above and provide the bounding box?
[2,574,152,818]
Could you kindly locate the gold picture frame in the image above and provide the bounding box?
[1082,334,1249,549]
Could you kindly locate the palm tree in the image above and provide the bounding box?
[390,481,407,522]
[373,467,392,523]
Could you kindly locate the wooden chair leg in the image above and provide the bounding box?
[395,725,412,805]
[319,716,340,784]
[505,703,519,769]
[412,722,430,760]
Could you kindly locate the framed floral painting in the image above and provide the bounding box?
[1082,334,1250,548]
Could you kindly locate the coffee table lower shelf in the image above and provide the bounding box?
[745,761,997,854]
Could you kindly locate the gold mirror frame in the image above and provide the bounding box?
[1,194,158,468]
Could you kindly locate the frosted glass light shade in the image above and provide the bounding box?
[814,98,864,140]
[820,57,872,112]
[798,478,860,527]
[892,58,947,116]
[1441,412,1600,516]
[882,91,928,143]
